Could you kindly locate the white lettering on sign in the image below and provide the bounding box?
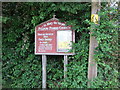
[43,24,47,27]
[38,38,44,41]
[39,41,47,43]
[38,33,43,36]
[40,42,48,44]
[45,38,52,41]
[41,22,65,26]
[38,26,71,31]
[53,22,57,24]
[47,22,53,26]
[38,44,52,52]
[45,33,53,35]
[38,33,54,36]
[43,36,48,38]
[58,22,62,25]
[49,27,59,30]
[38,27,49,30]
[37,21,68,31]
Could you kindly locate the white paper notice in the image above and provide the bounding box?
[57,30,72,52]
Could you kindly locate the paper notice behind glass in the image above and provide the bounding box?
[57,30,72,52]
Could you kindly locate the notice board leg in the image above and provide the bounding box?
[64,55,68,78]
[42,55,47,88]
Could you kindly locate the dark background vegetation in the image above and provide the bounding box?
[2,2,119,88]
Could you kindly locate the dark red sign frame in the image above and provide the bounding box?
[35,18,75,55]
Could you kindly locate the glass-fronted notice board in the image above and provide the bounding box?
[35,18,75,55]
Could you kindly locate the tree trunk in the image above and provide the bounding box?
[88,0,100,86]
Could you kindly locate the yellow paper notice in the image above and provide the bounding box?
[58,41,71,49]
[91,14,98,24]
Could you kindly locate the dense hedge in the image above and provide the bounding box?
[2,2,119,88]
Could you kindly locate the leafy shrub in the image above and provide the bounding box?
[2,2,119,88]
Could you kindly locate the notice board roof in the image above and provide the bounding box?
[35,17,61,28]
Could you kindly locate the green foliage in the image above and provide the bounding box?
[2,2,119,88]
[86,3,119,88]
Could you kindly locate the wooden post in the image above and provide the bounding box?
[88,0,100,86]
[42,55,47,88]
[64,55,68,78]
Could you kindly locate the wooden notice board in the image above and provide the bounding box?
[35,18,75,55]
